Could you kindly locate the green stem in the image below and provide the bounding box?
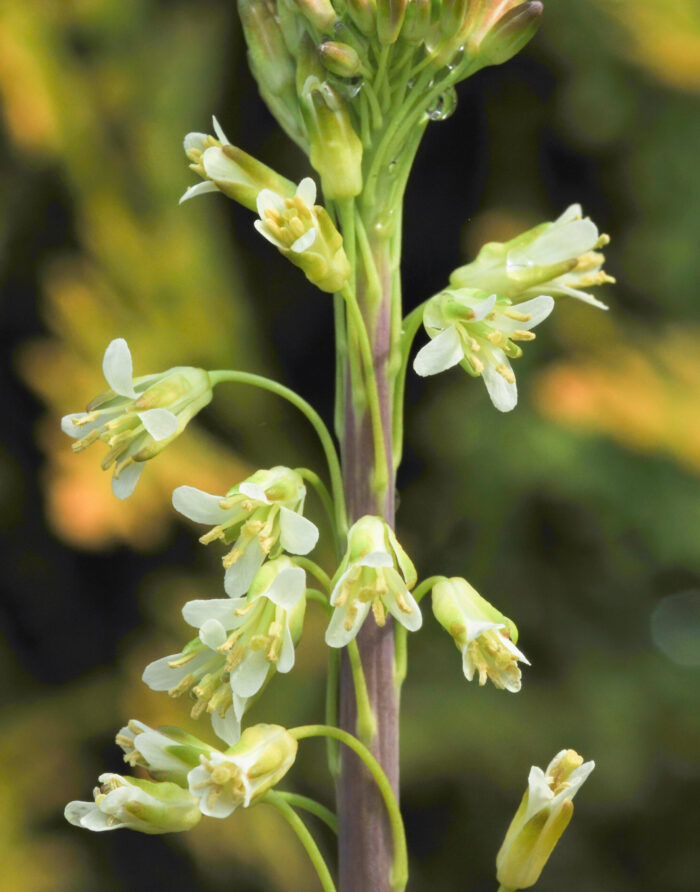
[295,556,333,593]
[325,649,341,779]
[413,574,448,605]
[208,369,347,537]
[290,724,408,891]
[264,792,337,892]
[306,587,332,611]
[296,468,341,558]
[274,792,338,835]
[392,300,428,469]
[347,639,378,743]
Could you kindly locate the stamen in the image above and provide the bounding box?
[496,364,516,383]
[510,330,535,341]
[372,600,387,626]
[168,674,195,697]
[504,309,532,322]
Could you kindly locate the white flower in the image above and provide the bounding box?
[182,556,307,702]
[180,117,295,211]
[172,466,319,597]
[497,749,595,888]
[431,577,529,692]
[141,633,248,746]
[413,289,554,412]
[254,177,319,254]
[451,203,613,310]
[187,724,297,819]
[325,516,421,648]
[116,720,213,785]
[65,773,201,834]
[61,338,212,498]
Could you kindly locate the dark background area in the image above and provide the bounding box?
[1,1,699,889]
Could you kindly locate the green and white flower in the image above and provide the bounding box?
[142,632,248,746]
[182,556,307,702]
[414,288,553,412]
[188,723,298,819]
[65,773,201,834]
[497,749,595,888]
[116,720,213,787]
[326,516,421,648]
[172,467,319,597]
[432,577,528,692]
[181,116,296,211]
[61,338,212,498]
[450,204,613,310]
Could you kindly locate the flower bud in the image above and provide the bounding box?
[65,774,201,834]
[432,577,528,691]
[238,0,296,97]
[401,0,433,45]
[326,516,421,647]
[376,0,408,44]
[496,750,595,888]
[300,77,363,199]
[440,0,470,40]
[450,204,613,310]
[294,0,339,31]
[61,339,213,499]
[345,0,376,35]
[188,724,298,818]
[476,0,543,67]
[181,117,296,211]
[318,40,363,77]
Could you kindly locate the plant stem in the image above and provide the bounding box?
[274,792,339,834]
[295,556,333,593]
[208,369,347,537]
[264,792,337,892]
[290,725,408,891]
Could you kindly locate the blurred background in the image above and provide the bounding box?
[1,0,699,889]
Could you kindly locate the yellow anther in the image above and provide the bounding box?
[167,652,198,669]
[510,330,535,341]
[200,526,224,545]
[504,309,532,322]
[394,592,412,614]
[487,330,508,348]
[190,699,209,719]
[344,602,359,631]
[123,750,145,767]
[226,649,245,671]
[372,599,387,626]
[168,674,195,697]
[470,355,485,375]
[496,364,516,383]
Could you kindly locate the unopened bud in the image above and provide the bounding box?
[238,0,296,98]
[401,0,432,44]
[294,0,339,31]
[345,0,376,35]
[376,0,408,44]
[301,77,363,199]
[475,1,543,67]
[318,40,363,77]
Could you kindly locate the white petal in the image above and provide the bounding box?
[482,361,518,413]
[471,292,498,321]
[211,705,242,746]
[496,295,554,334]
[200,618,228,650]
[256,188,286,219]
[183,132,208,153]
[202,146,253,185]
[263,566,306,610]
[182,598,248,630]
[112,462,144,499]
[325,602,371,648]
[359,550,393,568]
[141,650,210,691]
[102,338,137,398]
[525,766,555,821]
[555,203,582,224]
[511,219,598,268]
[224,540,265,597]
[179,181,219,205]
[138,409,179,441]
[291,228,317,253]
[172,485,226,523]
[545,281,609,310]
[253,219,286,250]
[230,649,269,697]
[500,632,530,665]
[413,326,464,377]
[79,807,118,832]
[65,801,98,828]
[277,622,296,673]
[279,507,319,555]
[384,589,422,632]
[136,731,191,774]
[238,482,270,504]
[212,115,230,145]
[296,177,317,207]
[465,619,506,643]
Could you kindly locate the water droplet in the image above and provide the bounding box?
[426,86,458,122]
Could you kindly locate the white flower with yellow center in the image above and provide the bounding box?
[182,556,307,702]
[116,720,213,786]
[450,203,613,310]
[172,466,319,597]
[413,288,553,412]
[65,773,201,834]
[187,724,297,819]
[255,177,319,255]
[61,338,212,498]
[497,749,595,889]
[325,516,421,648]
[431,577,529,692]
